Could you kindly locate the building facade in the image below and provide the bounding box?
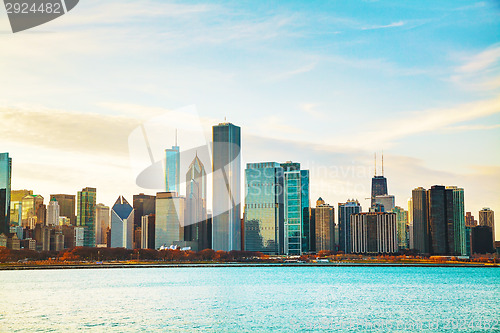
[76,187,96,247]
[212,122,241,251]
[185,154,208,251]
[96,203,110,246]
[46,198,60,226]
[155,192,185,249]
[338,199,362,254]
[315,200,335,252]
[50,194,76,225]
[110,196,134,249]
[350,212,398,254]
[391,206,408,250]
[165,145,180,194]
[0,153,12,235]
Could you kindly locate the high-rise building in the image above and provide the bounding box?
[21,194,44,228]
[10,189,32,226]
[281,162,310,255]
[446,186,466,256]
[427,185,450,255]
[471,226,494,254]
[0,189,6,235]
[407,198,413,249]
[411,187,429,253]
[185,154,209,251]
[110,196,134,249]
[50,194,76,225]
[373,195,395,212]
[350,212,398,254]
[0,153,12,235]
[46,198,60,226]
[95,203,110,245]
[479,208,495,238]
[315,199,335,252]
[165,131,180,194]
[133,194,156,229]
[155,192,185,249]
[141,214,155,249]
[465,212,477,227]
[391,206,408,250]
[338,199,362,253]
[76,187,96,247]
[212,122,241,251]
[244,162,284,254]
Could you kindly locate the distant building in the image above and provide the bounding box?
[10,189,32,226]
[0,153,12,235]
[95,203,110,245]
[338,199,362,253]
[479,208,495,246]
[141,214,155,249]
[46,198,60,226]
[244,162,284,254]
[212,122,241,252]
[76,187,96,247]
[315,199,335,252]
[110,196,134,249]
[21,194,44,228]
[165,145,180,194]
[465,212,477,227]
[50,194,76,225]
[411,187,428,253]
[471,226,494,254]
[373,195,395,212]
[74,227,85,247]
[350,212,398,254]
[446,186,466,256]
[155,192,185,249]
[407,198,413,249]
[391,206,408,250]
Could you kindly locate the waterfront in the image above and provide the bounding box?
[0,267,499,332]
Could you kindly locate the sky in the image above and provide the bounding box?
[0,0,499,239]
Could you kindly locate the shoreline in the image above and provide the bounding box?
[1,262,497,270]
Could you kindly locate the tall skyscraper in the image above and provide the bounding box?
[315,199,335,252]
[244,162,284,254]
[76,187,96,247]
[185,154,208,251]
[391,206,408,250]
[165,144,180,194]
[446,186,466,256]
[407,198,413,249]
[411,187,429,253]
[281,162,310,255]
[471,226,494,254]
[21,194,44,228]
[338,199,362,253]
[212,122,241,251]
[50,194,76,225]
[96,203,110,245]
[11,190,33,226]
[155,192,185,249]
[141,214,155,249]
[0,153,12,235]
[46,198,60,226]
[133,194,156,229]
[479,207,495,236]
[110,196,134,249]
[350,212,398,254]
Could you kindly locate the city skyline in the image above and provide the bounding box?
[0,1,498,240]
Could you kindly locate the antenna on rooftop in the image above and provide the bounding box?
[374,152,377,176]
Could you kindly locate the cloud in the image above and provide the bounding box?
[457,45,500,73]
[362,21,405,30]
[443,124,500,132]
[300,103,325,119]
[268,61,318,81]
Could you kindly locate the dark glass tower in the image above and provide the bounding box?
[0,153,12,234]
[77,187,97,247]
[212,122,241,251]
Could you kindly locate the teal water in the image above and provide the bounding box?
[0,267,498,332]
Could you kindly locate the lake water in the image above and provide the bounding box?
[0,266,499,332]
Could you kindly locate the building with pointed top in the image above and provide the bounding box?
[46,198,60,226]
[110,196,134,249]
[185,153,208,251]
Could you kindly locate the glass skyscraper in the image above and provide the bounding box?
[185,154,208,251]
[0,153,12,234]
[411,187,429,253]
[165,145,180,194]
[391,206,408,249]
[446,186,466,256]
[77,187,97,247]
[281,162,310,255]
[155,192,185,249]
[244,162,284,254]
[212,122,241,252]
[338,199,362,253]
[50,194,76,225]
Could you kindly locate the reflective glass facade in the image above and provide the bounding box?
[165,146,180,194]
[50,194,76,225]
[338,200,361,253]
[0,153,12,234]
[244,162,284,254]
[446,186,466,256]
[155,192,185,249]
[77,187,96,247]
[185,155,208,250]
[391,206,408,249]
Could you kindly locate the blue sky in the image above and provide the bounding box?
[0,0,499,238]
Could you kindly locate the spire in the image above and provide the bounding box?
[374,152,377,176]
[175,128,178,146]
[382,150,384,176]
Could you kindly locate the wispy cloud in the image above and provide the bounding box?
[300,103,324,119]
[457,45,500,73]
[267,61,318,81]
[362,21,405,30]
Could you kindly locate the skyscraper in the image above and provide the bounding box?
[76,187,96,247]
[133,194,156,229]
[21,194,44,228]
[338,199,362,253]
[281,162,310,255]
[350,212,398,254]
[110,196,134,249]
[165,145,180,194]
[244,162,284,254]
[391,206,408,250]
[155,192,185,249]
[96,203,110,245]
[0,153,12,235]
[465,212,477,227]
[185,154,208,251]
[446,186,466,256]
[315,199,335,252]
[479,207,495,248]
[411,187,429,253]
[50,194,76,225]
[46,198,60,226]
[141,214,155,249]
[10,189,33,226]
[212,122,241,252]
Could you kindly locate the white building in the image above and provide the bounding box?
[46,198,60,226]
[110,196,134,249]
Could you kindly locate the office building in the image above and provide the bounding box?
[110,196,134,249]
[165,142,180,194]
[315,199,335,252]
[155,192,185,249]
[407,198,413,249]
[10,189,32,226]
[479,208,495,239]
[373,195,395,212]
[133,194,156,229]
[244,162,284,254]
[350,212,398,254]
[446,186,466,256]
[141,214,155,249]
[338,199,362,253]
[411,187,429,253]
[95,203,110,245]
[471,226,494,254]
[212,122,241,251]
[0,153,12,235]
[391,206,408,250]
[76,187,96,247]
[21,194,44,228]
[281,162,310,255]
[46,198,60,226]
[50,194,76,225]
[185,154,209,251]
[465,212,477,227]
